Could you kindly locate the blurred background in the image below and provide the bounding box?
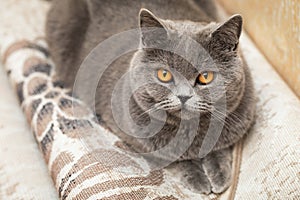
[219,0,300,98]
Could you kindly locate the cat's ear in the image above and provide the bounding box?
[139,9,168,47]
[211,14,243,52]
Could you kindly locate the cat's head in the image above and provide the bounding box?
[129,9,245,120]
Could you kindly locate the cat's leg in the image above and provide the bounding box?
[46,0,89,87]
[202,147,233,194]
[171,160,212,194]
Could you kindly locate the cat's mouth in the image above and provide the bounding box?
[161,104,201,120]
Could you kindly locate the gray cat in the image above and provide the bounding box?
[46,0,255,194]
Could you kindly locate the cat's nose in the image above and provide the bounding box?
[178,95,191,104]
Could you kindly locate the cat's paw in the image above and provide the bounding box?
[171,160,212,194]
[202,147,233,194]
[205,167,232,194]
[182,170,212,194]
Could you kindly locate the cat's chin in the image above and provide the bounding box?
[181,111,200,120]
[168,108,200,121]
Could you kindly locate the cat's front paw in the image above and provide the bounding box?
[205,166,232,194]
[202,148,233,194]
[182,168,212,194]
[171,160,212,194]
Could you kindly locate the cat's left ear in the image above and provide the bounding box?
[139,9,168,47]
[211,14,243,52]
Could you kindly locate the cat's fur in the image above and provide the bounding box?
[46,0,255,194]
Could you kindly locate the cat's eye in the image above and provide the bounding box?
[197,71,215,85]
[157,69,173,83]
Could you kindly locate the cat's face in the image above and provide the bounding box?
[129,9,244,120]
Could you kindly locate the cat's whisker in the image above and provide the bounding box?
[135,99,175,119]
[192,105,208,111]
[195,101,246,127]
[210,109,246,134]
[143,99,176,112]
[197,101,213,106]
[196,102,212,110]
[186,103,232,126]
[157,101,181,111]
[209,111,227,125]
[154,100,171,108]
[213,108,245,125]
[136,107,158,119]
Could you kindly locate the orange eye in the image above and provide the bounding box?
[157,69,173,83]
[197,71,215,85]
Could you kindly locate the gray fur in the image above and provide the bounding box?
[46,0,255,194]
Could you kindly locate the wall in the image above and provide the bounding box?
[218,0,300,98]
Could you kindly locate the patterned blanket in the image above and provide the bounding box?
[0,0,299,199]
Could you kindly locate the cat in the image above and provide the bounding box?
[46,0,256,194]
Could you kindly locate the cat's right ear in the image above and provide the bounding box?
[211,14,243,52]
[139,9,168,47]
